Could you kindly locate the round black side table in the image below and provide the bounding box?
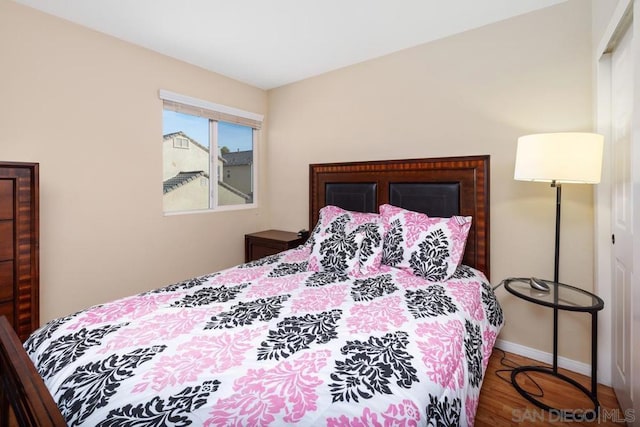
[503,277,604,419]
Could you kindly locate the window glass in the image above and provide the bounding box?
[218,121,254,206]
[162,110,256,213]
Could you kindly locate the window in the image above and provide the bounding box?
[160,90,263,214]
[173,136,189,149]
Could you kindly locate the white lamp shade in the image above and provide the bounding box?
[514,132,604,184]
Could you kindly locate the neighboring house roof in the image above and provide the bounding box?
[163,171,251,203]
[222,150,252,166]
[218,180,252,203]
[163,170,207,194]
[163,131,209,153]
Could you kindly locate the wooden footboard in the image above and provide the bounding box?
[0,316,66,426]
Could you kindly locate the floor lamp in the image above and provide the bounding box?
[514,132,604,374]
[514,132,604,284]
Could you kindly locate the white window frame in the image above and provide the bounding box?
[160,90,263,215]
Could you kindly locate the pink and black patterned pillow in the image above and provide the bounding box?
[308,205,384,275]
[379,204,472,282]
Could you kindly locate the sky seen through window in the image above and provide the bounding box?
[163,110,252,152]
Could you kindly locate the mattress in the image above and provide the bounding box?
[25,242,503,426]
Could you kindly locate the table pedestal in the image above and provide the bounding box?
[511,365,599,421]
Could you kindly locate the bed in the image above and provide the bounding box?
[3,155,503,426]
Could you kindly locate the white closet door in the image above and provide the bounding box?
[610,18,634,417]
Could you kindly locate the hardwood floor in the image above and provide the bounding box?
[476,348,626,426]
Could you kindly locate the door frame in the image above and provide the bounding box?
[594,0,638,413]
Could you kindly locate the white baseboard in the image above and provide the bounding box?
[494,339,611,387]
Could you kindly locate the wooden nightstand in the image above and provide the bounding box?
[244,230,306,262]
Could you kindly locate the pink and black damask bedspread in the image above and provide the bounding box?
[25,245,503,426]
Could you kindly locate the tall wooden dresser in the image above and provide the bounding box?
[0,162,39,342]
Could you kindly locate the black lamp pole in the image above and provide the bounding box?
[551,180,561,373]
[553,181,561,284]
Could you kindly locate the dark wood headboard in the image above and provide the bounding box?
[309,156,490,279]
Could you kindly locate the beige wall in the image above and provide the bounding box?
[0,0,269,322]
[592,0,621,49]
[268,0,596,363]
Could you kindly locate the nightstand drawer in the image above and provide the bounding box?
[245,230,305,262]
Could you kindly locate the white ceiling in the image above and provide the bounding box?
[13,0,567,90]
